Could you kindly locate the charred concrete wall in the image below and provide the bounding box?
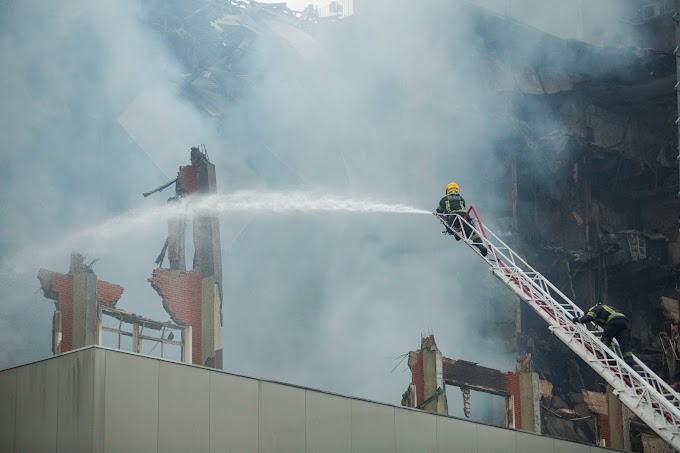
[486,12,678,451]
[510,73,677,353]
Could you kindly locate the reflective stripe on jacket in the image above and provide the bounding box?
[579,304,627,326]
[436,194,466,215]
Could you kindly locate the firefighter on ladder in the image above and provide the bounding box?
[573,302,638,368]
[435,182,488,256]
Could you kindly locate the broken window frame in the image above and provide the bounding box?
[97,305,189,363]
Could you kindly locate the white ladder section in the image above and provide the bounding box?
[436,210,680,450]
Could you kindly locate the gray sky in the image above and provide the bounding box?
[0,0,633,407]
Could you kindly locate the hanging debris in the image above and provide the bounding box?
[462,387,471,418]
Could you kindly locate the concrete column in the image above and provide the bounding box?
[422,342,446,414]
[52,311,62,354]
[193,158,222,284]
[192,148,223,369]
[72,271,97,349]
[167,197,186,271]
[519,372,541,434]
[201,277,223,369]
[184,326,193,364]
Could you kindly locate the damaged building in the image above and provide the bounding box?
[403,335,631,450]
[4,0,680,451]
[35,148,223,369]
[493,8,679,453]
[4,149,621,453]
[392,1,680,452]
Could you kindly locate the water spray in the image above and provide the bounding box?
[189,191,431,216]
[0,191,430,279]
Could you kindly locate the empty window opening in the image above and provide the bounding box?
[446,386,510,428]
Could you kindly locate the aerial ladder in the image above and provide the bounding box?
[435,208,680,450]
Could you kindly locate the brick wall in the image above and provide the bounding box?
[51,273,74,352]
[148,268,203,365]
[409,350,425,406]
[504,373,522,429]
[96,281,124,305]
[40,269,123,354]
[600,415,611,447]
[178,165,197,194]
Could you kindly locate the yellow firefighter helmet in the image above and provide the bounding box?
[446,182,459,195]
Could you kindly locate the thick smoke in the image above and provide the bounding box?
[0,0,635,406]
[475,0,637,46]
[0,0,215,366]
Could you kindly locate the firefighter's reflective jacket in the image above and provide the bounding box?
[436,194,467,215]
[577,304,627,326]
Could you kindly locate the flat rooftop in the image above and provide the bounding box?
[0,347,620,452]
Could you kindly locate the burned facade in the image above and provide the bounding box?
[486,8,678,452]
[38,148,223,369]
[38,253,125,354]
[402,335,543,434]
[403,336,631,449]
[148,146,224,369]
[395,2,680,451]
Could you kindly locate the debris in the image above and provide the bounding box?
[143,178,178,198]
[462,387,471,418]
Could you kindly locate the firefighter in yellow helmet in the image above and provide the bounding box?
[435,182,488,256]
[574,302,636,368]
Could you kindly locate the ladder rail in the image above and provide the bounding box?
[470,213,680,404]
[461,208,680,401]
[436,209,680,448]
